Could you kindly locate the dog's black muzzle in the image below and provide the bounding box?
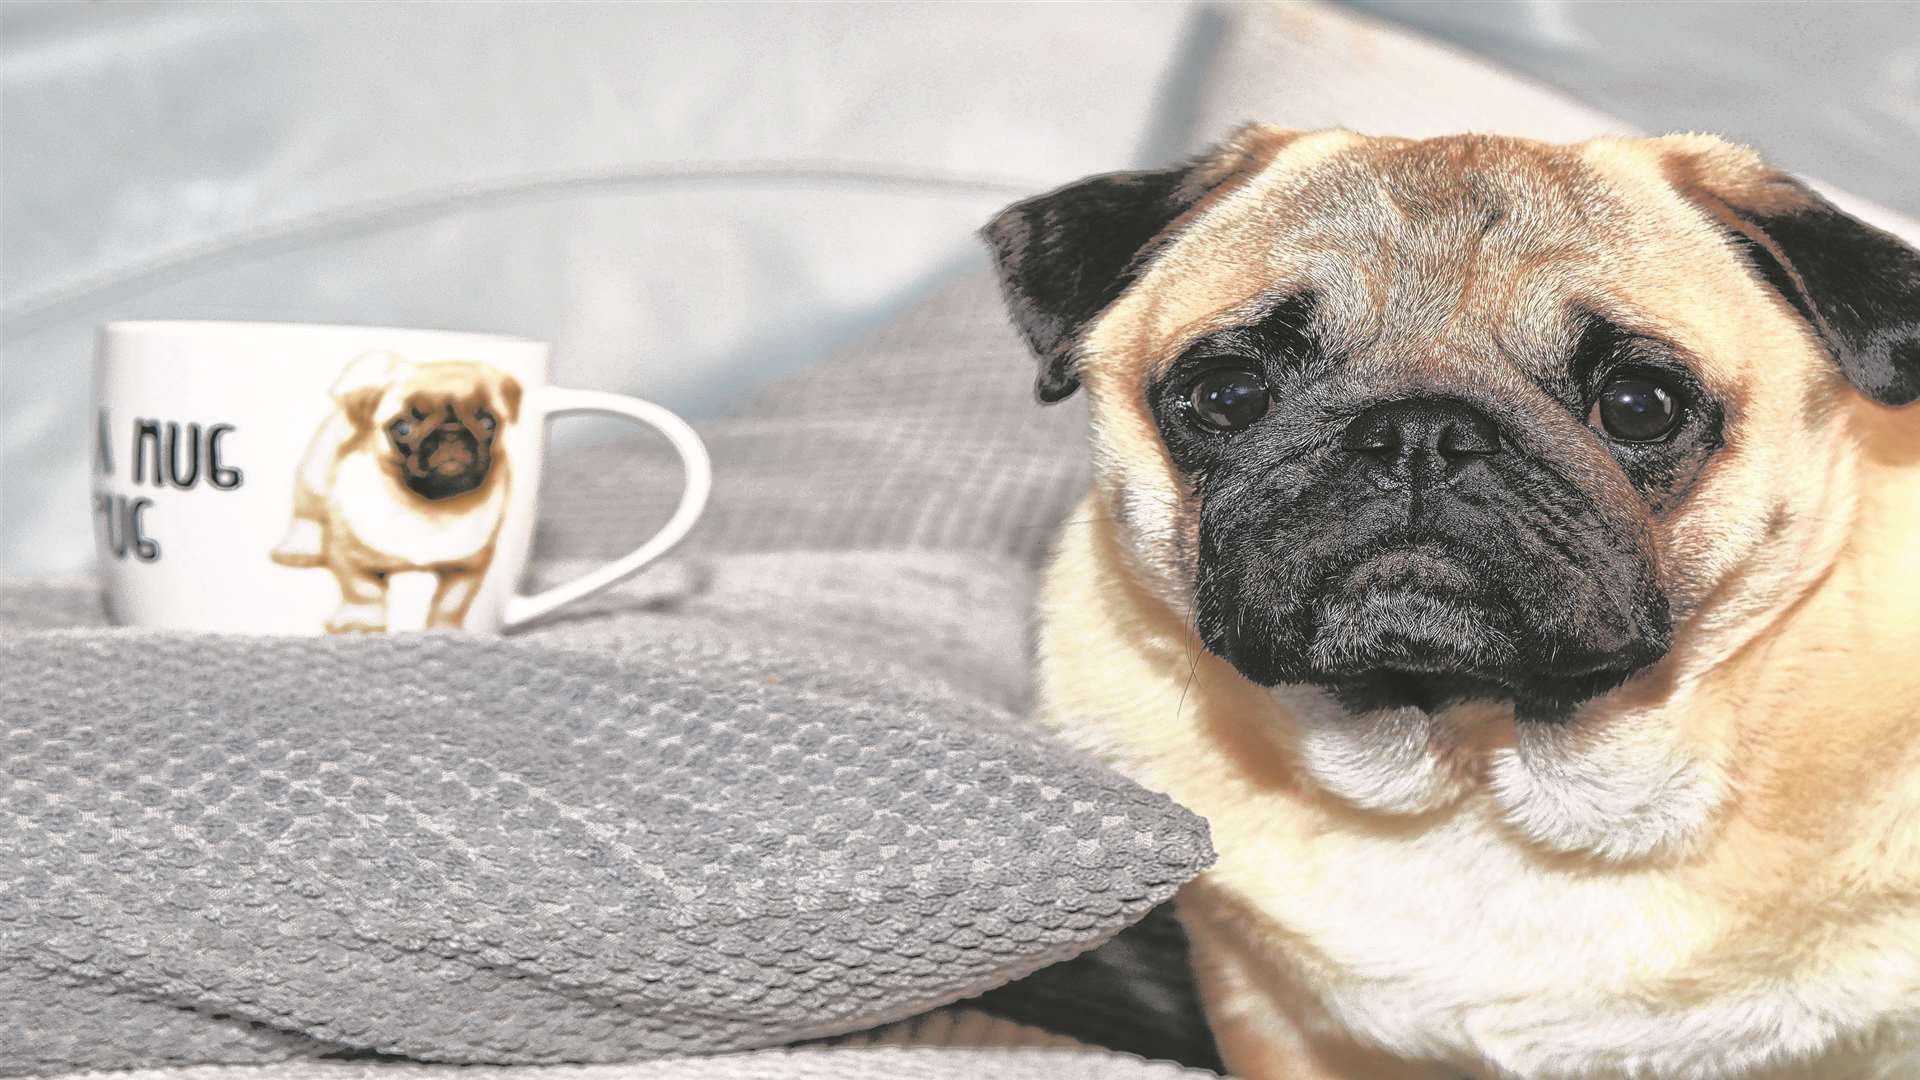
[1195,395,1671,721]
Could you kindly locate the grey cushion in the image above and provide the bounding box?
[0,582,1210,1071]
[35,1049,1217,1080]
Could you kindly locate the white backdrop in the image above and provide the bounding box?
[1,0,1204,574]
[1346,0,1919,221]
[4,1,1915,576]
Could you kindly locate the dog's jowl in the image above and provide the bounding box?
[985,128,1920,1079]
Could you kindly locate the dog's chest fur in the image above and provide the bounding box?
[1182,795,1916,1079]
[1037,502,1920,1080]
[327,453,506,567]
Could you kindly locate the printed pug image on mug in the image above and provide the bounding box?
[92,321,710,634]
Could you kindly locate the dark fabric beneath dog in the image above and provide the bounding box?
[968,904,1225,1074]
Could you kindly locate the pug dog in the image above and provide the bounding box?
[985,127,1920,1080]
[271,351,520,632]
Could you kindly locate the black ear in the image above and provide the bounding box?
[981,167,1206,402]
[1675,157,1920,406]
[982,126,1301,403]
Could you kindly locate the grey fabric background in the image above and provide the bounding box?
[533,273,1091,571]
[0,227,1200,1079]
[1,254,1224,1069]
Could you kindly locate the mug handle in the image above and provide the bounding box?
[502,387,712,630]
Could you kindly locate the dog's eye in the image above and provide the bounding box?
[1592,373,1682,442]
[390,420,412,439]
[477,409,495,431]
[1187,368,1270,432]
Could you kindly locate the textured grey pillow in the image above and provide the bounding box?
[47,1049,1218,1080]
[0,592,1211,1072]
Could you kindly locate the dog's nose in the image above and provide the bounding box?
[1341,398,1501,486]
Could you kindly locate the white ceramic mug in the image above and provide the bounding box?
[91,321,710,634]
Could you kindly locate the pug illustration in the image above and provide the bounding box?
[271,350,520,632]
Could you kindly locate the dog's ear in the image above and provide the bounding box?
[1664,137,1920,406]
[497,375,523,423]
[331,350,402,428]
[981,126,1293,403]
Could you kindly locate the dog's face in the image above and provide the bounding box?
[987,130,1919,733]
[333,354,522,501]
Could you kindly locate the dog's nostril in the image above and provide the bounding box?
[1438,416,1500,457]
[1340,413,1399,455]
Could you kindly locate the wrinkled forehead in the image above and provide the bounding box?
[1099,132,1712,378]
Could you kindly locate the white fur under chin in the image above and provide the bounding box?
[1489,692,1730,862]
[1268,685,1474,815]
[1268,684,1729,860]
